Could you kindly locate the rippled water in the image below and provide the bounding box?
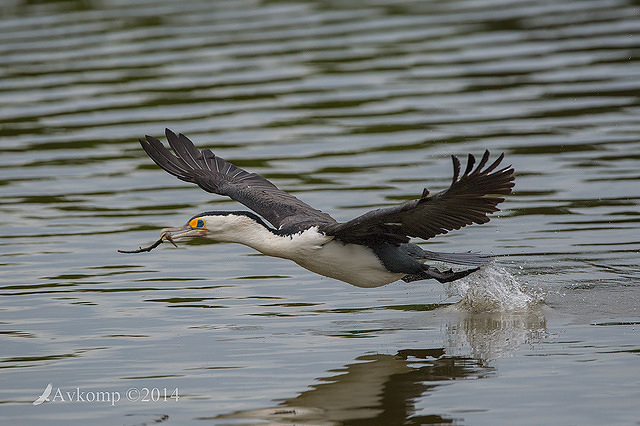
[1,0,639,424]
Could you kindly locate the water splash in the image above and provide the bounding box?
[443,263,543,312]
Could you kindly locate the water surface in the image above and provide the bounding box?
[1,0,639,424]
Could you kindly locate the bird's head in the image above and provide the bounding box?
[159,211,273,245]
[160,215,209,241]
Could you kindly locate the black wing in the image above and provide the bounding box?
[140,129,336,231]
[321,150,514,244]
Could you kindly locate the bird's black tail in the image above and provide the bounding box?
[402,244,492,266]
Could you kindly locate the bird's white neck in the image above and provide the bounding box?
[202,213,331,260]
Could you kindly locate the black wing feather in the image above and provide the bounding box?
[140,129,336,231]
[321,150,514,244]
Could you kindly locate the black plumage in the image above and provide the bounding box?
[141,129,514,245]
[141,129,336,233]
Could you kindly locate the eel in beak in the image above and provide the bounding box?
[118,224,206,254]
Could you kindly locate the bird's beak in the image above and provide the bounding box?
[160,224,207,246]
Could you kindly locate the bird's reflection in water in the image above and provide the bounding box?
[215,349,488,425]
[212,308,547,425]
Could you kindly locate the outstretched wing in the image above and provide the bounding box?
[140,129,336,231]
[321,150,514,244]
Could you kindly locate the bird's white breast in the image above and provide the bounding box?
[217,219,404,287]
[284,229,404,288]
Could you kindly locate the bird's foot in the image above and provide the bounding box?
[402,266,479,283]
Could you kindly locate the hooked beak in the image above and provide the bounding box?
[160,224,207,247]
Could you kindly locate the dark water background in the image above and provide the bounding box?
[1,0,639,424]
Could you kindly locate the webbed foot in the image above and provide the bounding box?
[402,266,479,283]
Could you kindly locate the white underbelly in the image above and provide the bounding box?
[292,240,404,288]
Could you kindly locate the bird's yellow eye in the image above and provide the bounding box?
[189,218,205,228]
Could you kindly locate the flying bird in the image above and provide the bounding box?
[33,383,53,405]
[121,129,514,288]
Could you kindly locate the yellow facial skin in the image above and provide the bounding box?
[189,218,206,229]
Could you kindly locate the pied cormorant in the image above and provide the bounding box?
[120,129,514,288]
